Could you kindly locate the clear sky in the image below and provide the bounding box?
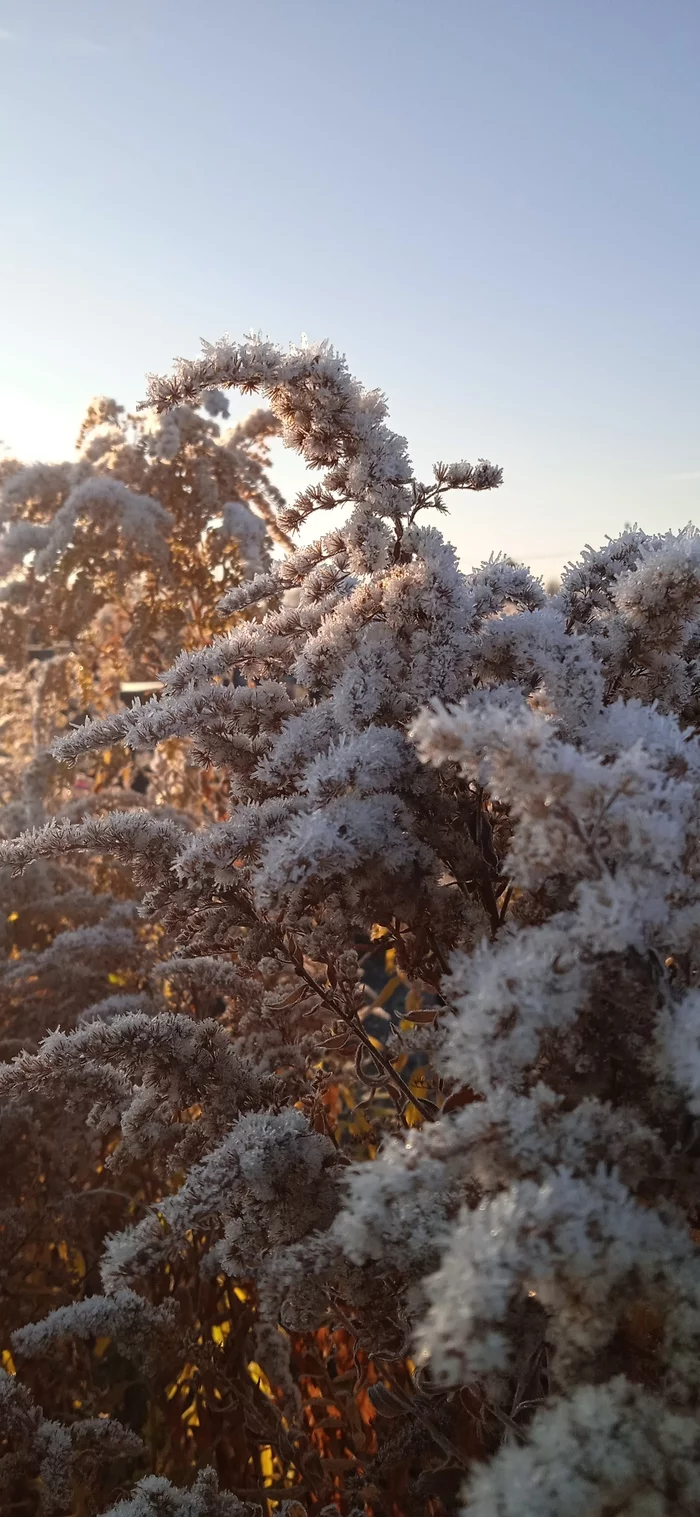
[1,0,698,585]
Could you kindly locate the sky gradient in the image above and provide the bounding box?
[1,0,698,585]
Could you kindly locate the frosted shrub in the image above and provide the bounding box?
[0,386,290,1514]
[0,1366,143,1516]
[0,389,286,684]
[2,333,700,1515]
[0,382,285,1050]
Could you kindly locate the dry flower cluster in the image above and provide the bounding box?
[1,334,700,1517]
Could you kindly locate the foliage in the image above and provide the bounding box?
[0,384,292,1514]
[2,334,700,1516]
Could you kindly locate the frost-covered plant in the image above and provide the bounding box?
[0,390,286,680]
[4,333,700,1515]
[100,1469,259,1517]
[0,383,287,1050]
[0,389,293,1514]
[0,1366,143,1516]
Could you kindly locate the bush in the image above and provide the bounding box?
[2,335,700,1516]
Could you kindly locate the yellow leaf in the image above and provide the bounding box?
[370,923,389,940]
[248,1361,274,1398]
[259,1445,277,1486]
[347,1108,371,1137]
[93,1336,110,1359]
[233,1285,248,1302]
[211,1320,231,1346]
[175,1361,197,1386]
[1,1349,16,1375]
[368,973,401,1010]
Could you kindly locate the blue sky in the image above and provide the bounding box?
[1,0,698,584]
